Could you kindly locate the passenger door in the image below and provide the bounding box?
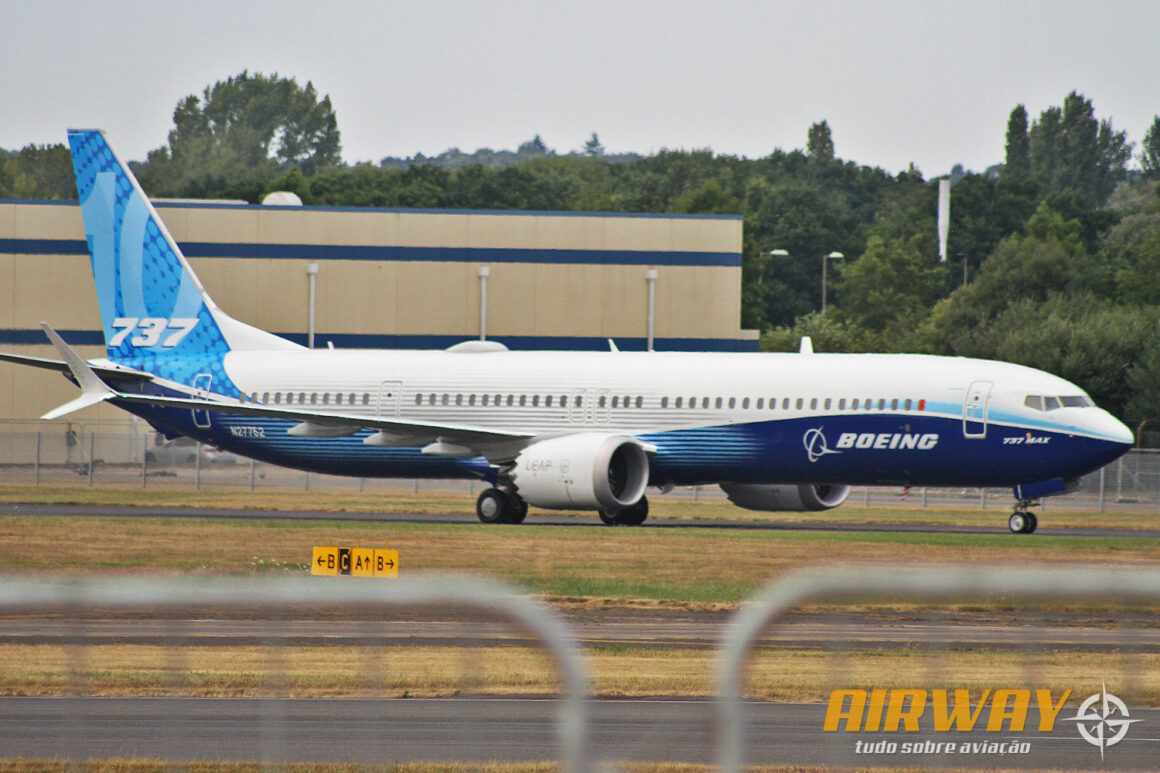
[378,380,403,418]
[963,381,993,439]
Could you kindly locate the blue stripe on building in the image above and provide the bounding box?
[1,197,743,221]
[0,239,740,267]
[0,329,760,352]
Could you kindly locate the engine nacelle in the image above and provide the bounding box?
[719,482,851,512]
[511,433,649,511]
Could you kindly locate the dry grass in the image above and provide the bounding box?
[0,483,1154,531]
[2,643,1157,705]
[1,507,1157,607]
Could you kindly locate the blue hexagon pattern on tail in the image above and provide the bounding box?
[65,129,299,396]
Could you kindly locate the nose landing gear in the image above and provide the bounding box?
[1008,501,1039,534]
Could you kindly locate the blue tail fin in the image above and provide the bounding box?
[66,130,297,384]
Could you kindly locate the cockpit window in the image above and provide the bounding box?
[1025,394,1093,411]
[1043,396,1062,410]
[1060,395,1092,408]
[1024,395,1044,411]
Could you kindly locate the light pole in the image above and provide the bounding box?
[821,251,844,314]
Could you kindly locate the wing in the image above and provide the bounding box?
[0,351,153,382]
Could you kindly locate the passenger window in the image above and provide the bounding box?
[599,396,607,408]
[310,393,317,405]
[456,394,463,406]
[715,397,723,409]
[851,398,858,410]
[519,395,527,407]
[728,397,736,409]
[428,393,436,405]
[810,398,818,410]
[362,393,370,406]
[482,394,489,407]
[838,398,846,410]
[442,394,449,406]
[415,394,422,406]
[1044,396,1061,410]
[891,398,898,410]
[824,398,831,410]
[796,398,804,410]
[877,399,885,410]
[675,397,683,408]
[742,397,750,409]
[635,396,642,409]
[702,397,710,409]
[612,396,619,409]
[321,393,329,405]
[904,398,912,410]
[507,395,515,407]
[756,398,764,409]
[335,393,343,405]
[783,398,790,409]
[532,395,539,407]
[262,392,270,403]
[661,397,669,409]
[469,394,477,407]
[273,392,282,404]
[545,395,553,408]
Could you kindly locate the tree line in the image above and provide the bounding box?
[3,72,1160,434]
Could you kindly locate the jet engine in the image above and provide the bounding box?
[511,433,649,511]
[719,482,851,512]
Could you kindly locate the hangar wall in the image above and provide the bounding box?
[0,199,755,422]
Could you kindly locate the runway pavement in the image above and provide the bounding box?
[2,616,1158,651]
[2,696,1157,769]
[4,502,1158,538]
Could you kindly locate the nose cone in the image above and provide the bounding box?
[1102,411,1135,447]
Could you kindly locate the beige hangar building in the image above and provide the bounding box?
[0,198,755,423]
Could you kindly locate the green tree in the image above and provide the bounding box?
[1028,91,1131,210]
[583,132,605,157]
[807,120,835,162]
[925,202,1092,353]
[138,71,341,197]
[1142,116,1160,180]
[1003,104,1031,180]
[3,144,73,198]
[836,234,946,338]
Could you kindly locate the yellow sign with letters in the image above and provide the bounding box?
[311,546,398,578]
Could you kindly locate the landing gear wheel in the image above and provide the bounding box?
[1008,511,1038,534]
[507,495,529,525]
[599,496,649,526]
[1008,512,1027,534]
[476,488,508,524]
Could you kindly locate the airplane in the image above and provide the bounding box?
[0,130,1135,534]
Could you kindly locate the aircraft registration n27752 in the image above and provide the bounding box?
[0,130,1134,534]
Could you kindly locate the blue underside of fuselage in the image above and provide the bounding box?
[113,386,1128,489]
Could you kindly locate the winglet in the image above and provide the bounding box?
[799,336,814,355]
[39,323,115,420]
[608,338,619,353]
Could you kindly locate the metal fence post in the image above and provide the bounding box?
[249,458,256,492]
[34,431,41,486]
[305,471,311,491]
[979,487,986,509]
[195,441,202,490]
[142,439,148,488]
[1117,457,1124,501]
[87,432,94,486]
[921,486,928,508]
[863,486,870,506]
[1098,466,1106,512]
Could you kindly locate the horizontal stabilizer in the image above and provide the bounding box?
[42,390,113,421]
[0,351,152,381]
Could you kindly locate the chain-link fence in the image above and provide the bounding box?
[2,418,1158,511]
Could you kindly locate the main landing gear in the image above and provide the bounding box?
[1008,500,1039,535]
[475,488,528,524]
[599,496,649,526]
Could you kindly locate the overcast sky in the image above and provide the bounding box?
[3,0,1157,175]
